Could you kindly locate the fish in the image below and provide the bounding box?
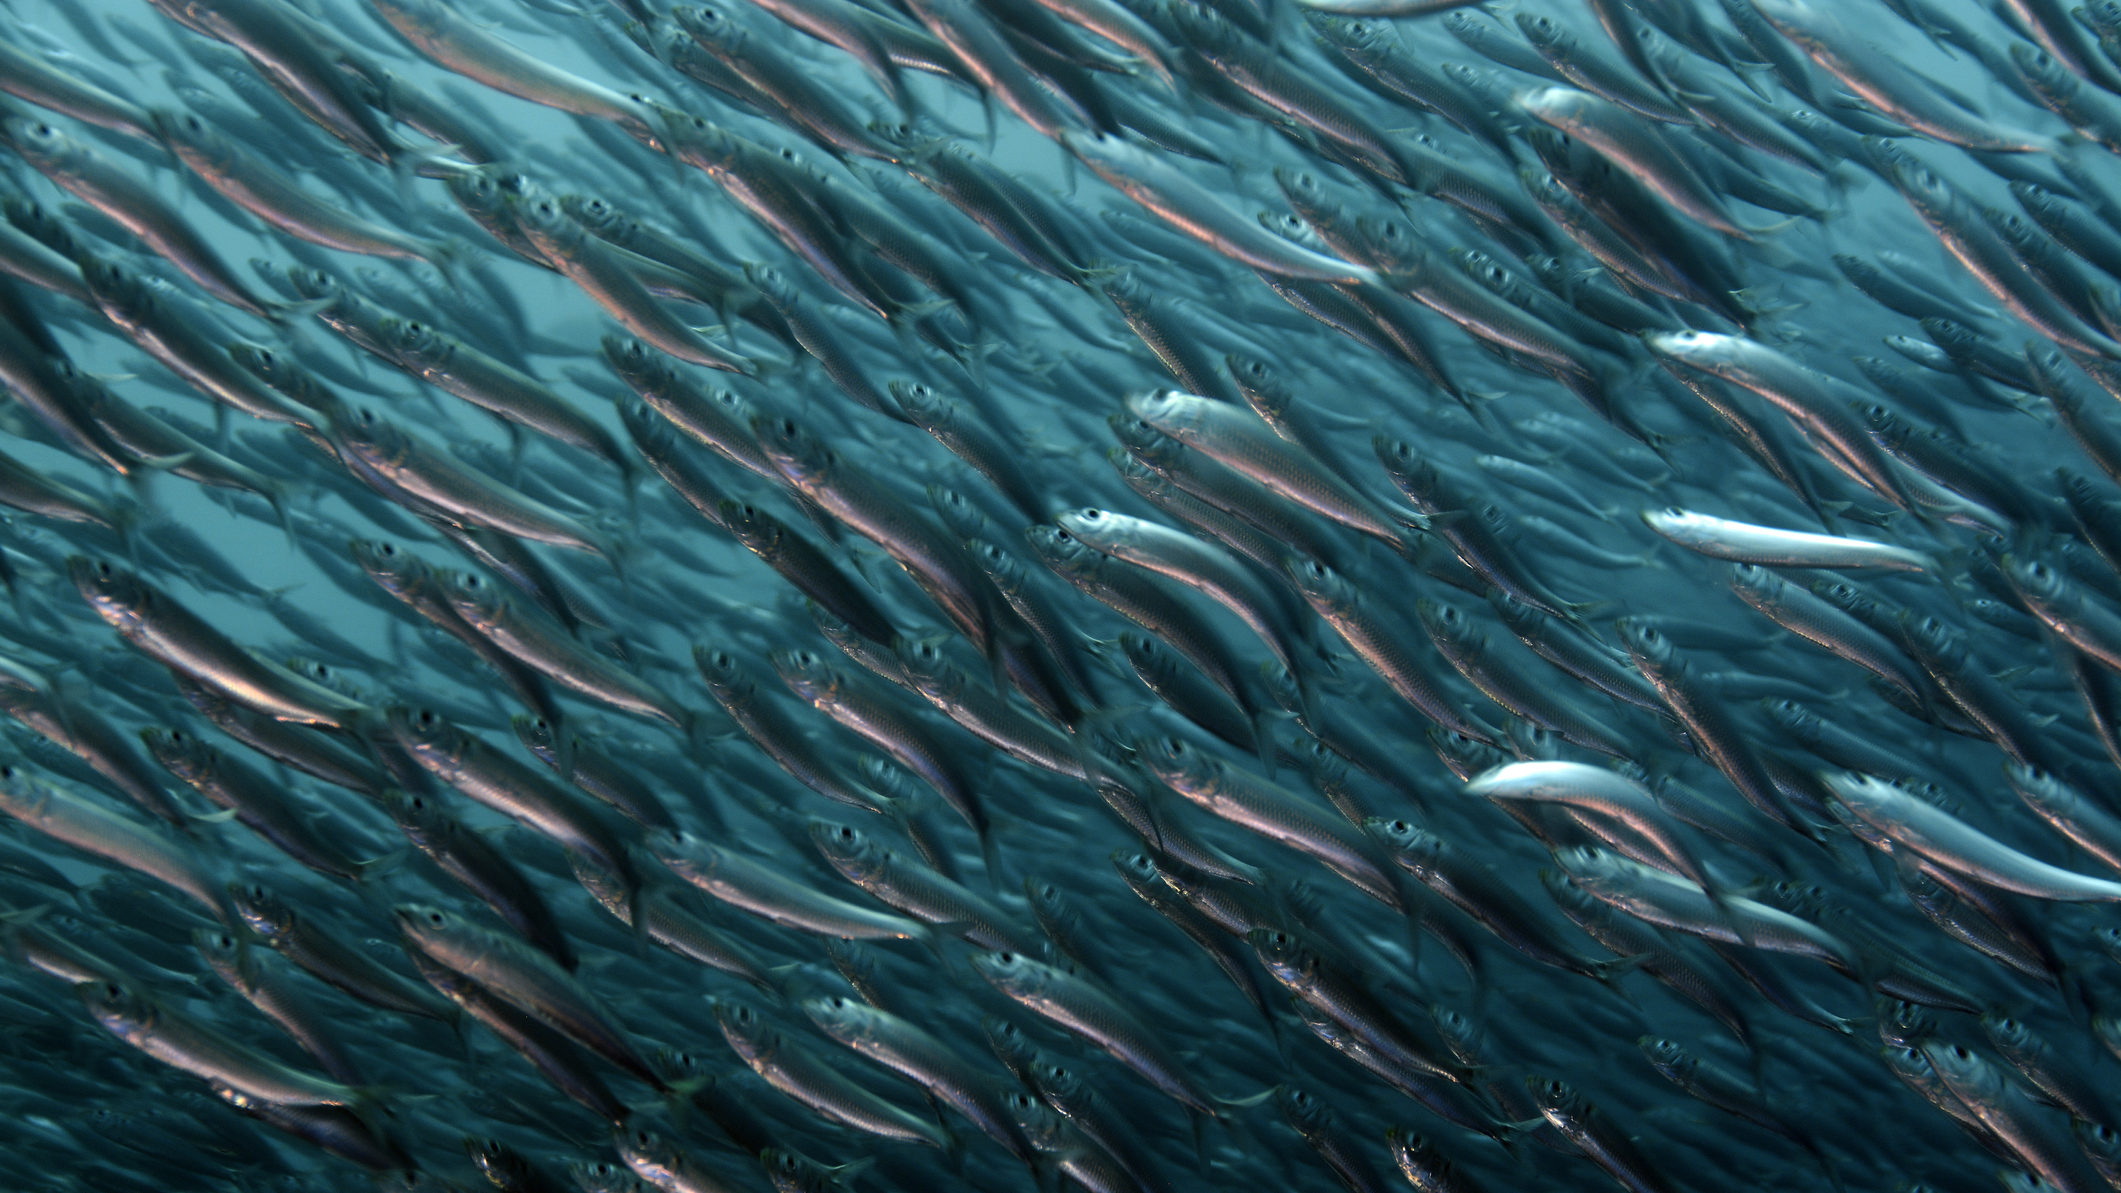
[1823,772,2121,901]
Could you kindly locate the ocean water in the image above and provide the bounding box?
[0,1,2117,1191]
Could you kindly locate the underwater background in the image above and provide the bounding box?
[0,0,2119,1191]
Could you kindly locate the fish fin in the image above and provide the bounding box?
[1590,952,1652,986]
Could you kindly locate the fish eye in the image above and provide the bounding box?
[425,911,445,926]
[995,951,1015,963]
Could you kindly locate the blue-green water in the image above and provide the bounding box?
[0,1,2117,1191]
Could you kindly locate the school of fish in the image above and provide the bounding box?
[4,0,2121,1189]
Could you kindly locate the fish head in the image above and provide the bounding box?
[673,114,740,167]
[1897,613,1965,667]
[67,556,153,632]
[147,106,226,159]
[139,726,214,784]
[808,819,889,877]
[710,994,772,1057]
[378,316,444,359]
[3,116,78,170]
[1367,818,1440,876]
[567,1159,639,1193]
[1640,328,1731,367]
[1371,434,1437,495]
[1918,1041,2003,1104]
[671,4,739,45]
[1551,844,1625,885]
[1431,1006,1483,1062]
[768,648,840,704]
[959,540,1018,593]
[377,786,450,839]
[228,881,294,939]
[560,192,625,237]
[79,978,155,1036]
[752,413,833,489]
[886,379,950,426]
[1526,1075,1587,1121]
[1454,248,1514,297]
[1245,927,1317,982]
[691,646,753,699]
[1107,413,1183,468]
[865,117,929,160]
[1350,214,1422,275]
[600,335,671,391]
[507,187,580,255]
[1225,353,1287,409]
[1515,83,1592,132]
[465,1139,539,1187]
[1161,0,1236,48]
[1980,1011,2038,1057]
[2011,43,2073,94]
[1029,1057,1083,1103]
[1865,139,1954,213]
[1133,733,1211,789]
[612,1119,684,1186]
[1614,618,1675,671]
[1110,848,1162,891]
[349,538,427,594]
[191,927,249,978]
[1257,208,1317,247]
[969,948,1044,994]
[1877,1000,1936,1049]
[1637,1035,1689,1077]
[1023,523,1099,575]
[1281,555,1353,611]
[1122,389,1206,438]
[1274,1085,1334,1135]
[1726,563,1780,604]
[2079,1121,2121,1163]
[509,714,561,758]
[1999,554,2067,608]
[761,1148,840,1193]
[1023,875,1072,922]
[329,404,411,463]
[801,993,877,1042]
[441,165,517,219]
[384,704,464,765]
[741,261,793,304]
[926,485,990,542]
[1001,1088,1064,1145]
[1536,865,1599,914]
[892,636,960,694]
[392,901,462,951]
[1272,168,1336,224]
[983,1012,1033,1062]
[437,567,506,626]
[226,342,304,395]
[1414,599,1474,647]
